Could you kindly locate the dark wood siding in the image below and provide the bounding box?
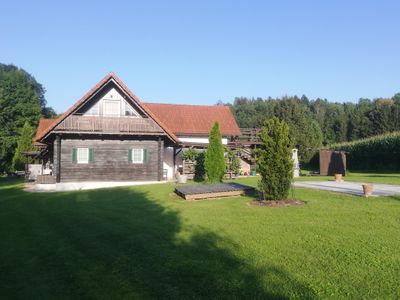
[319,149,347,176]
[60,138,159,182]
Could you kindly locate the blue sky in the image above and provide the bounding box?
[1,0,399,113]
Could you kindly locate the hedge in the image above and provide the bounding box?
[330,132,400,171]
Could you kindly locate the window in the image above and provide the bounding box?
[77,148,89,164]
[103,100,120,116]
[85,103,99,116]
[128,148,147,164]
[72,147,94,164]
[125,101,139,117]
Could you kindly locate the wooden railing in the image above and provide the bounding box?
[55,115,164,134]
[238,128,261,142]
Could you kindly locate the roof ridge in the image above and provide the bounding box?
[144,102,229,108]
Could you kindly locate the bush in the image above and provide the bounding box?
[205,122,226,183]
[181,148,199,161]
[12,121,34,171]
[194,152,206,181]
[225,147,241,175]
[255,117,293,200]
[330,132,400,171]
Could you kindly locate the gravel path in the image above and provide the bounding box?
[293,181,400,197]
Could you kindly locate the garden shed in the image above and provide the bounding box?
[319,149,347,176]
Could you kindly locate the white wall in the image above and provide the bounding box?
[83,87,140,117]
[163,146,175,180]
[178,136,228,145]
[239,159,251,175]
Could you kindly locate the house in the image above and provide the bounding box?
[33,72,242,183]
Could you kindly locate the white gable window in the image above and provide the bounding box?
[125,101,139,117]
[103,100,120,116]
[85,103,99,116]
[77,148,89,164]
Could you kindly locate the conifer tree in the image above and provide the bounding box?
[255,117,293,200]
[12,121,34,171]
[205,122,226,183]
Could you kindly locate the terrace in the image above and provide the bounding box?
[54,114,164,135]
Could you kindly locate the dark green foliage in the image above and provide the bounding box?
[225,147,241,175]
[194,151,206,181]
[272,97,323,163]
[226,92,400,163]
[255,117,293,200]
[0,63,56,172]
[205,122,226,183]
[181,148,206,181]
[181,148,198,161]
[331,132,400,171]
[12,121,34,171]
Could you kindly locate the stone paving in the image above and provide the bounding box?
[293,181,400,197]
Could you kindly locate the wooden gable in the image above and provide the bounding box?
[36,73,178,143]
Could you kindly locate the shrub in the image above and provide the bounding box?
[255,117,293,200]
[205,122,226,183]
[12,121,34,171]
[194,152,206,181]
[181,148,199,161]
[330,132,400,171]
[225,147,241,175]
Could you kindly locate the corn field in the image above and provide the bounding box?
[330,132,400,171]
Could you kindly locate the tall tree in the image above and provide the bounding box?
[0,64,56,172]
[255,117,293,200]
[205,122,226,183]
[12,121,34,171]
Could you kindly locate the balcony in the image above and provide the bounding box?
[55,115,164,135]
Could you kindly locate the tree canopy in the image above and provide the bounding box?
[0,63,56,172]
[222,93,400,163]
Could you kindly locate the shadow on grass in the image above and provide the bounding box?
[389,195,400,202]
[0,183,315,299]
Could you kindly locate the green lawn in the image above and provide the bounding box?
[1,176,399,299]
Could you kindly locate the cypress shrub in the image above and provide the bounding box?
[12,121,34,171]
[205,122,226,183]
[255,117,293,200]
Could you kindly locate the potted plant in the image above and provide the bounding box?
[362,183,373,197]
[334,173,343,182]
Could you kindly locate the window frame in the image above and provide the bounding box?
[124,100,140,117]
[77,147,89,164]
[131,148,144,164]
[103,99,121,117]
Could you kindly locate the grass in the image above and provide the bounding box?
[0,176,399,299]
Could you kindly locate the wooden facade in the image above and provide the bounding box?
[57,138,162,182]
[33,72,242,184]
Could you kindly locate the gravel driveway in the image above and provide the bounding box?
[293,181,400,197]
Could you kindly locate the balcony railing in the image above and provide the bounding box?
[55,115,164,134]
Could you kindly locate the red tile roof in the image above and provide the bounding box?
[34,119,56,146]
[144,103,241,136]
[35,72,178,143]
[34,73,241,144]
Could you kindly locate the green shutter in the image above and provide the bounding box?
[128,149,132,164]
[72,148,77,163]
[89,148,95,163]
[143,148,148,164]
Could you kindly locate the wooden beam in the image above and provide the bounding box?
[55,135,61,183]
[158,137,163,181]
